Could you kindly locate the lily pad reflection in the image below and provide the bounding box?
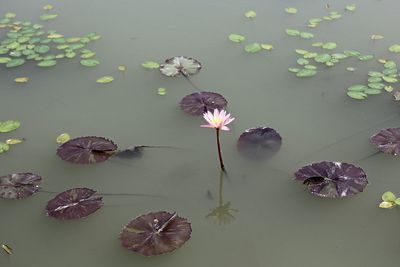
[0,172,42,199]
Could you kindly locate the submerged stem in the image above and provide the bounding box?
[216,128,225,170]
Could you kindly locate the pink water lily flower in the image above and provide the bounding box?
[201,109,235,131]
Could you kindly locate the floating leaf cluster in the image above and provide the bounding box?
[0,12,101,72]
[0,120,23,154]
[379,191,400,209]
[307,11,342,28]
[285,29,314,39]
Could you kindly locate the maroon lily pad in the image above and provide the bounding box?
[294,161,368,198]
[119,211,192,256]
[370,127,400,155]
[57,136,117,164]
[237,127,282,160]
[160,56,202,77]
[179,92,228,116]
[45,188,103,220]
[0,172,42,199]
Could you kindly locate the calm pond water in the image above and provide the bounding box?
[1,0,400,266]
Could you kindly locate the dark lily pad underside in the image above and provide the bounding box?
[294,161,368,198]
[179,92,228,116]
[46,187,103,220]
[370,127,400,155]
[237,127,282,160]
[57,136,117,164]
[0,172,42,199]
[119,211,192,256]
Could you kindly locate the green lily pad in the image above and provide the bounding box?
[314,54,331,63]
[312,42,323,47]
[346,67,356,72]
[309,18,322,24]
[300,32,314,39]
[5,12,16,19]
[141,61,160,69]
[384,61,397,69]
[80,52,95,59]
[0,142,10,154]
[34,45,50,54]
[296,69,317,77]
[364,89,382,95]
[228,34,245,43]
[37,60,57,67]
[395,198,400,206]
[40,14,58,21]
[244,10,256,18]
[295,49,308,55]
[288,68,300,73]
[297,58,309,65]
[345,4,356,11]
[332,53,347,60]
[322,42,337,50]
[304,65,317,70]
[382,76,398,83]
[6,58,25,68]
[358,54,374,61]
[286,29,300,36]
[157,87,167,95]
[96,76,114,84]
[304,52,318,59]
[383,68,397,75]
[382,191,396,202]
[344,50,361,57]
[368,83,385,89]
[368,71,383,77]
[0,120,20,133]
[285,7,298,14]
[0,57,11,63]
[244,43,262,53]
[347,91,367,100]
[80,59,100,67]
[348,84,367,92]
[65,52,76,58]
[389,44,400,53]
[368,77,382,83]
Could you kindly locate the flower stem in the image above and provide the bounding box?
[215,128,225,170]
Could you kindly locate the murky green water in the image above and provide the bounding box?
[1,0,400,266]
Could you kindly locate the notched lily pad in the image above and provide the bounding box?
[56,136,117,164]
[119,211,192,256]
[370,128,400,155]
[0,173,42,199]
[237,127,282,160]
[179,92,227,116]
[160,57,201,77]
[294,161,368,198]
[45,187,103,219]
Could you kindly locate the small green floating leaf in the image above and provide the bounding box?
[322,42,337,50]
[304,65,317,70]
[141,61,160,69]
[395,198,400,206]
[347,91,367,100]
[80,52,95,59]
[288,68,300,73]
[382,191,396,202]
[56,133,71,144]
[304,52,318,59]
[244,10,256,18]
[346,67,356,72]
[37,60,57,67]
[348,84,367,92]
[34,45,50,54]
[0,120,20,133]
[244,43,262,53]
[299,32,314,39]
[96,76,114,84]
[368,83,385,89]
[14,77,29,83]
[6,58,25,68]
[368,71,383,77]
[5,138,24,145]
[261,44,273,50]
[382,76,398,83]
[345,4,356,11]
[314,54,331,63]
[228,34,245,43]
[379,201,396,209]
[0,142,10,154]
[364,89,382,95]
[344,50,361,57]
[40,14,58,21]
[157,88,167,96]
[312,42,324,47]
[371,34,384,40]
[309,18,322,24]
[389,44,400,53]
[5,12,16,19]
[384,61,396,69]
[285,7,298,14]
[384,85,394,92]
[297,58,309,65]
[295,49,308,55]
[118,65,127,72]
[296,69,317,77]
[0,57,11,64]
[368,77,382,83]
[80,59,100,67]
[286,29,300,37]
[358,54,374,61]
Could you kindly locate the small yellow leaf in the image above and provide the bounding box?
[378,58,387,64]
[47,33,63,39]
[96,76,114,84]
[384,85,394,92]
[14,77,29,83]
[370,34,384,40]
[118,65,127,72]
[5,138,24,145]
[379,201,396,209]
[244,10,256,18]
[43,4,54,11]
[261,44,274,50]
[308,24,317,28]
[2,244,13,255]
[56,133,71,144]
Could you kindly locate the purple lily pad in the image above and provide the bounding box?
[0,172,42,199]
[294,161,368,198]
[179,92,228,116]
[45,188,103,220]
[119,211,192,256]
[237,127,282,160]
[57,136,117,164]
[160,56,202,77]
[370,127,400,155]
